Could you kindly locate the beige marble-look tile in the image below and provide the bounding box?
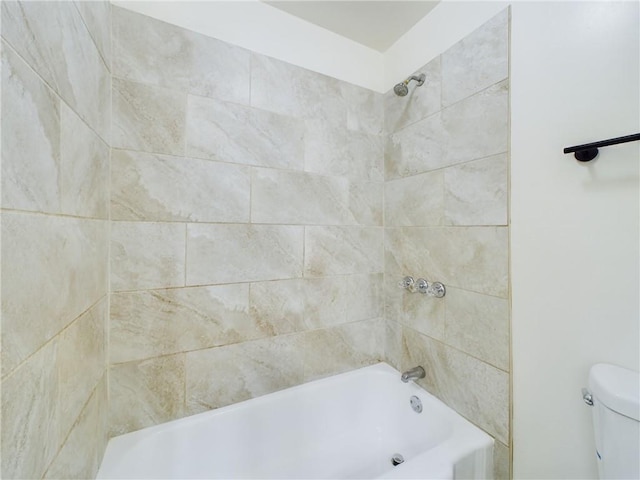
[185,335,304,415]
[57,297,107,442]
[1,341,59,480]
[1,1,110,141]
[249,279,306,335]
[1,43,61,213]
[113,6,250,104]
[74,0,112,68]
[384,56,442,134]
[1,212,107,376]
[111,149,250,222]
[186,224,303,285]
[385,226,509,298]
[304,226,384,277]
[384,170,444,227]
[109,354,185,436]
[441,9,509,107]
[344,273,384,323]
[384,274,445,340]
[494,440,511,480]
[303,319,384,382]
[45,378,108,480]
[384,319,403,371]
[348,181,384,226]
[444,153,508,226]
[111,221,186,291]
[441,79,509,165]
[342,82,384,135]
[111,284,280,364]
[186,94,304,170]
[251,168,381,226]
[445,287,510,371]
[60,103,109,219]
[401,328,509,444]
[386,80,508,180]
[251,53,347,125]
[304,120,384,182]
[112,77,186,156]
[302,276,348,330]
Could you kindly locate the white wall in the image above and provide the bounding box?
[510,2,639,478]
[113,0,385,92]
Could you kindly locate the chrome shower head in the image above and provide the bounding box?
[393,73,426,97]
[393,82,409,97]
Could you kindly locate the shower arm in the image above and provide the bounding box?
[405,74,426,86]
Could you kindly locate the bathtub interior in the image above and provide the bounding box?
[98,363,493,479]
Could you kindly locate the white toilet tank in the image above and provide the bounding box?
[588,363,640,479]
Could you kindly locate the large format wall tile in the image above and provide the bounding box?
[60,103,110,219]
[45,377,108,480]
[385,226,508,297]
[1,43,61,213]
[1,212,107,376]
[444,288,509,371]
[185,335,305,414]
[249,279,306,335]
[1,341,59,480]
[304,226,384,276]
[251,54,347,125]
[111,149,250,222]
[384,170,444,226]
[74,1,112,67]
[111,222,186,291]
[494,440,511,480]
[112,78,186,156]
[248,274,383,334]
[303,319,384,382]
[441,9,509,107]
[386,80,508,179]
[113,6,250,104]
[444,153,508,226]
[345,273,385,324]
[401,328,509,444]
[251,168,381,226]
[186,224,304,285]
[109,355,186,436]
[343,83,384,135]
[186,94,304,169]
[57,298,107,441]
[304,120,384,182]
[111,284,276,364]
[1,1,110,141]
[384,57,442,134]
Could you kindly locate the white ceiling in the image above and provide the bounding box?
[264,1,440,52]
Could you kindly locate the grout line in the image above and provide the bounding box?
[1,35,110,148]
[389,75,509,136]
[1,295,109,382]
[183,224,188,287]
[72,0,111,73]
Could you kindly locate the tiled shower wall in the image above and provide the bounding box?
[108,7,386,436]
[383,10,511,478]
[1,2,111,479]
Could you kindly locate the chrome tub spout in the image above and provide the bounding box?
[401,366,426,383]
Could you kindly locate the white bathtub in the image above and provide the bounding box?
[97,363,493,479]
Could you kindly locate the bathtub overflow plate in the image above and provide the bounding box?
[410,395,422,413]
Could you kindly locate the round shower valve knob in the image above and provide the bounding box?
[428,282,446,298]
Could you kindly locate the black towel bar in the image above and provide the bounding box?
[564,132,640,162]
